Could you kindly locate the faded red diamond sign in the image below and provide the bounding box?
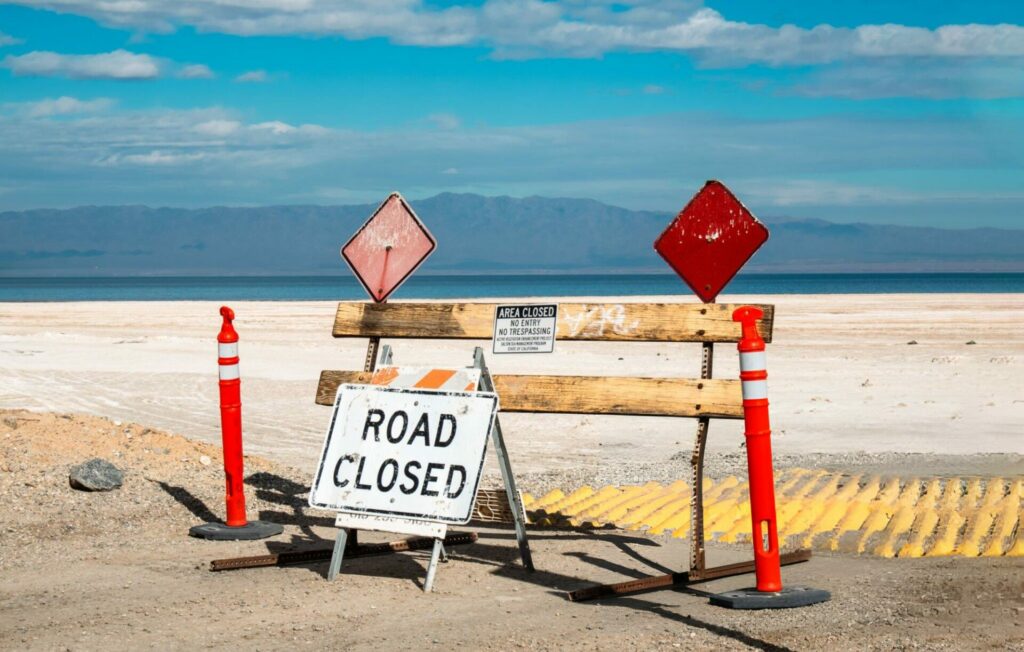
[654,180,768,303]
[341,192,436,303]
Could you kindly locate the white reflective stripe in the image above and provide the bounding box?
[740,351,766,372]
[219,363,240,380]
[218,342,238,358]
[742,379,768,400]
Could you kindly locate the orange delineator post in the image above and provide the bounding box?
[188,306,282,541]
[708,307,828,608]
[217,306,247,527]
[733,306,782,592]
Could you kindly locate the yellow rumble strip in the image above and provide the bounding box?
[521,469,1024,558]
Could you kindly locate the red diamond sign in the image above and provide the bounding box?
[654,180,769,303]
[341,192,436,303]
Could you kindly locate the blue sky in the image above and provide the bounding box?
[1,1,1022,227]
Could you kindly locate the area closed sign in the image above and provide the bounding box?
[493,304,558,354]
[309,384,498,524]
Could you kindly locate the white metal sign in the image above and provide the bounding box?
[492,304,558,354]
[334,512,446,539]
[310,384,498,524]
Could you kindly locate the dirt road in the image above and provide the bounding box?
[2,411,1021,651]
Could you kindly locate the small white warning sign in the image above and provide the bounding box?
[492,304,557,354]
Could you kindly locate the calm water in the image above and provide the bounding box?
[0,273,1021,301]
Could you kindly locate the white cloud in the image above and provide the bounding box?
[0,31,22,46]
[1,102,1021,226]
[178,63,214,79]
[6,2,1024,66]
[251,120,295,134]
[21,96,115,117]
[792,60,1024,100]
[2,49,161,79]
[193,119,241,136]
[642,84,666,95]
[108,150,209,166]
[428,113,461,130]
[235,69,268,83]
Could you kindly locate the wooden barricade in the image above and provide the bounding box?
[316,301,805,596]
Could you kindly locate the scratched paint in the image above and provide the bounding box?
[521,470,1024,558]
[341,192,436,302]
[561,304,641,338]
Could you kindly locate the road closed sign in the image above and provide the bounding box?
[309,384,498,524]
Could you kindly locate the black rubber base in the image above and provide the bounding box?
[710,586,831,610]
[189,521,284,541]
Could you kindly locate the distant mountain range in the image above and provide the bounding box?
[2,193,1023,276]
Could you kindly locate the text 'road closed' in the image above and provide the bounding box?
[310,384,498,524]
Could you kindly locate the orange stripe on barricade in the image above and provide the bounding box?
[370,367,401,385]
[414,369,458,389]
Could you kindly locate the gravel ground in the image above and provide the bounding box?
[1,409,1022,651]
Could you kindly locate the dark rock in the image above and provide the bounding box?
[965,340,977,345]
[69,458,124,492]
[907,340,918,345]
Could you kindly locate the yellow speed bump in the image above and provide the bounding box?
[521,469,1024,558]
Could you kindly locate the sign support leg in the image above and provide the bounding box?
[340,335,383,554]
[341,340,391,556]
[423,538,443,592]
[689,340,714,579]
[327,528,348,581]
[473,347,535,571]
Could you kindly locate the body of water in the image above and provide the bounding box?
[1,273,1022,301]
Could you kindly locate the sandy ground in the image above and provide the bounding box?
[1,295,1022,484]
[2,410,1022,651]
[2,294,1022,649]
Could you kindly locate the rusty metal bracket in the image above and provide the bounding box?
[689,339,714,577]
[209,531,479,572]
[363,335,381,374]
[565,549,812,602]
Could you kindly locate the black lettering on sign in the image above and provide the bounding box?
[363,409,385,441]
[400,460,421,494]
[444,465,466,499]
[333,455,352,488]
[408,413,431,446]
[354,457,373,490]
[421,462,444,496]
[435,414,457,447]
[386,410,408,443]
[376,458,399,492]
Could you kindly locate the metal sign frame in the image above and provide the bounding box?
[321,344,533,592]
[568,180,787,602]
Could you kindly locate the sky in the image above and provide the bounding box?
[0,1,1022,227]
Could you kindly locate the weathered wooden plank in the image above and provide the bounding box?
[316,370,743,418]
[333,302,773,343]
